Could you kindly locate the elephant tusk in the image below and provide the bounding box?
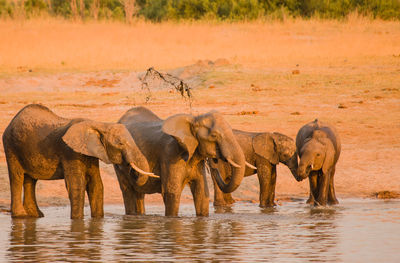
[227,158,242,168]
[130,163,159,177]
[245,161,257,170]
[311,164,314,170]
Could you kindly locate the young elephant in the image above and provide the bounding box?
[209,130,298,207]
[3,104,154,219]
[296,119,341,206]
[113,107,246,217]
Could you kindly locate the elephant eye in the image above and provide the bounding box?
[209,131,219,140]
[316,153,321,157]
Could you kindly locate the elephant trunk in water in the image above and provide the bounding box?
[212,137,246,193]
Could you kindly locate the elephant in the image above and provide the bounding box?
[3,104,155,219]
[113,106,247,217]
[296,119,341,206]
[209,130,298,207]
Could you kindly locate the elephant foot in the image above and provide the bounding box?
[214,197,235,207]
[328,198,339,205]
[223,197,236,205]
[24,205,44,218]
[259,201,277,208]
[306,197,314,204]
[11,209,29,218]
[313,199,327,207]
[91,214,104,218]
[214,200,229,207]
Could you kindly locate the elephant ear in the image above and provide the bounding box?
[162,114,198,162]
[322,139,335,175]
[253,133,279,165]
[62,121,111,164]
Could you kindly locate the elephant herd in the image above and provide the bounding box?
[3,104,341,219]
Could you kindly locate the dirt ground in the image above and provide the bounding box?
[0,18,399,208]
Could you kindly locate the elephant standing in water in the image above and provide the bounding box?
[296,119,341,206]
[3,104,155,219]
[209,130,298,207]
[113,107,247,217]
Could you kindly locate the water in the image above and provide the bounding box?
[1,198,399,262]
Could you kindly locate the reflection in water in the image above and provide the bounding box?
[3,199,400,262]
[8,218,41,262]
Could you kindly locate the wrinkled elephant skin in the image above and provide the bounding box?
[3,104,152,219]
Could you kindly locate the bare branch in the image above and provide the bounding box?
[139,67,193,108]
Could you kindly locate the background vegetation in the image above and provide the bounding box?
[0,0,399,22]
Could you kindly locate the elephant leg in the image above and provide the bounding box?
[5,148,28,218]
[86,165,104,218]
[267,165,277,206]
[315,171,330,206]
[163,191,182,217]
[257,162,275,207]
[64,163,86,219]
[189,170,209,217]
[328,166,339,205]
[114,165,138,215]
[162,164,185,217]
[134,192,145,215]
[307,171,319,204]
[223,192,235,205]
[23,175,44,218]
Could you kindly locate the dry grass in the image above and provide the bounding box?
[0,17,399,73]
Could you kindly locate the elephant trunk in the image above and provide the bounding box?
[123,146,155,187]
[297,156,312,181]
[212,139,246,193]
[284,153,301,182]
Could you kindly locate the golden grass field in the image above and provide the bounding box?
[0,18,399,207]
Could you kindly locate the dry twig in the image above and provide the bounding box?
[140,67,193,107]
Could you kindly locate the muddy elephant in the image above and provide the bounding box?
[209,130,298,207]
[296,119,341,206]
[3,104,155,219]
[113,107,247,217]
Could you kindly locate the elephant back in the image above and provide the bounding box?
[296,119,341,162]
[119,106,162,125]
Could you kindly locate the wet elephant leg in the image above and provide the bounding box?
[189,170,209,216]
[328,166,339,205]
[134,192,145,215]
[23,175,44,217]
[64,163,86,219]
[223,193,235,205]
[267,165,277,206]
[114,165,138,215]
[257,162,275,207]
[86,164,104,218]
[163,191,182,217]
[6,148,28,218]
[162,167,183,217]
[307,171,319,204]
[316,170,330,206]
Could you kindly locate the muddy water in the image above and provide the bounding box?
[1,199,399,262]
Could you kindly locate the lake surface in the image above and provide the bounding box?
[0,198,399,262]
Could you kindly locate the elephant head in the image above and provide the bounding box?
[162,111,246,193]
[253,132,299,180]
[62,120,155,186]
[297,130,335,180]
